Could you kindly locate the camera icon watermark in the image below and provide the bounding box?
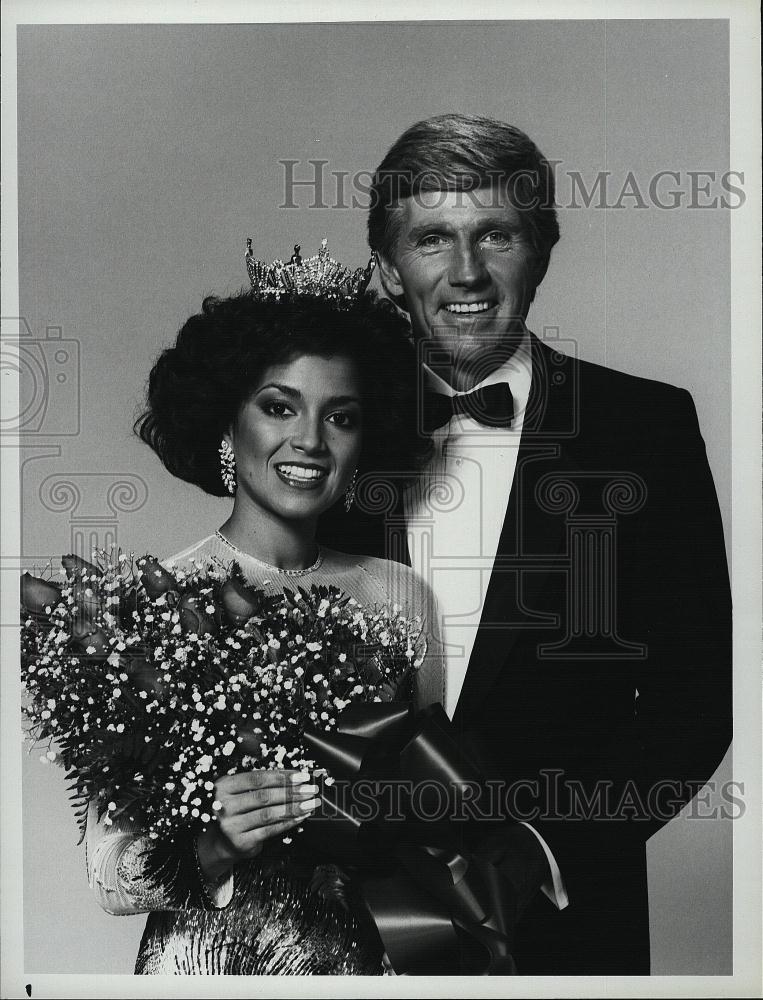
[1,318,81,437]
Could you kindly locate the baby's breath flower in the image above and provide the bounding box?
[22,551,420,842]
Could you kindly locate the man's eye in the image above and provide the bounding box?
[418,234,447,248]
[262,400,293,418]
[481,230,512,247]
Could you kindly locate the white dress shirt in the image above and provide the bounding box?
[403,329,568,910]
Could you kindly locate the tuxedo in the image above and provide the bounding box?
[318,334,732,974]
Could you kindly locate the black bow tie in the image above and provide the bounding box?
[422,383,515,434]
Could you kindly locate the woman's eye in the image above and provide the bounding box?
[327,411,356,428]
[262,400,292,418]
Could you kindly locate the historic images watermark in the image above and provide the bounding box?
[277,161,746,212]
[308,775,746,826]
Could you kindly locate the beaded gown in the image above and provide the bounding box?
[85,534,443,975]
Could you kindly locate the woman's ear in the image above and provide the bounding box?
[375,252,407,309]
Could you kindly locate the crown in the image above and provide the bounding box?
[245,238,376,301]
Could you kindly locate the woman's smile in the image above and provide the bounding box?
[274,461,330,489]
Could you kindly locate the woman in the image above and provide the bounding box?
[85,255,443,975]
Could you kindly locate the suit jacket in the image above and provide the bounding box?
[318,335,732,975]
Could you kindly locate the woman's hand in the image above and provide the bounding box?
[195,769,319,883]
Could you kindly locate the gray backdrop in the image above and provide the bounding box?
[17,21,732,975]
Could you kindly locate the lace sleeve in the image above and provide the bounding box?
[359,558,445,711]
[409,569,446,712]
[84,801,233,915]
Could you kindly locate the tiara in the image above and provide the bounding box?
[245,238,376,300]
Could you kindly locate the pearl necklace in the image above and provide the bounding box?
[214,530,324,576]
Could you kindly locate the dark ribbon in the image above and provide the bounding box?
[422,383,515,434]
[302,702,519,975]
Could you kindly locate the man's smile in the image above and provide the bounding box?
[443,300,497,314]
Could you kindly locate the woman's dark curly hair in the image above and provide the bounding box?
[135,290,431,497]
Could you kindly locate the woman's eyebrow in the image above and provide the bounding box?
[255,382,301,398]
[254,385,361,407]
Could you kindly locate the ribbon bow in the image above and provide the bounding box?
[302,702,520,975]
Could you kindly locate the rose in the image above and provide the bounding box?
[70,623,111,660]
[61,554,101,579]
[20,573,62,617]
[137,557,177,599]
[118,585,140,628]
[59,555,106,623]
[177,593,218,636]
[124,655,167,696]
[70,580,104,624]
[220,578,263,626]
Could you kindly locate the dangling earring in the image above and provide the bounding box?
[344,469,358,512]
[219,439,236,495]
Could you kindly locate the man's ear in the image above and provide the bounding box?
[375,252,407,308]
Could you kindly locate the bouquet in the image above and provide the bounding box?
[21,552,522,975]
[20,550,423,845]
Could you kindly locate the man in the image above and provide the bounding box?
[319,114,731,975]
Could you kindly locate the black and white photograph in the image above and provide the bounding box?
[1,1,760,996]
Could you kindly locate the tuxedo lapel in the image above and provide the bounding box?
[452,337,578,727]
